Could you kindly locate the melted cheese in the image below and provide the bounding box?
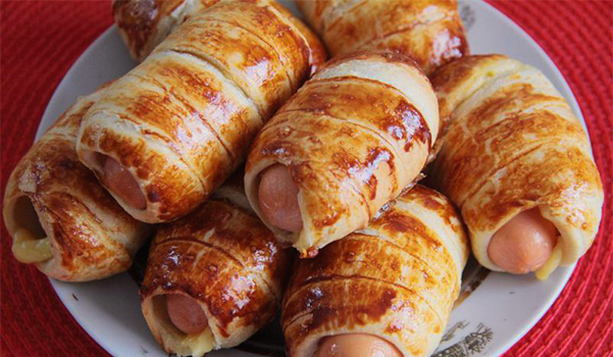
[535,243,562,281]
[183,327,215,357]
[12,229,52,263]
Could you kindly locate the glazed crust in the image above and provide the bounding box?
[296,0,468,74]
[282,185,469,357]
[245,51,439,256]
[78,0,325,223]
[112,0,327,71]
[140,181,292,356]
[112,0,220,61]
[429,54,604,270]
[2,88,150,281]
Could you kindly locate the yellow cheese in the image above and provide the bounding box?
[535,243,562,281]
[11,229,52,263]
[183,327,215,357]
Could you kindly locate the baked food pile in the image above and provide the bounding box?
[4,1,603,356]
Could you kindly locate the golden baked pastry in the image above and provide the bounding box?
[3,88,151,281]
[282,185,469,357]
[113,0,326,67]
[140,178,292,357]
[113,0,220,61]
[78,0,325,223]
[429,54,603,277]
[296,0,468,74]
[245,51,439,256]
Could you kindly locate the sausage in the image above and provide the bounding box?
[316,334,402,357]
[2,87,151,281]
[428,54,603,276]
[488,208,558,274]
[245,51,439,255]
[78,0,325,223]
[100,155,146,210]
[140,181,292,356]
[282,185,470,357]
[257,164,302,232]
[257,159,394,236]
[166,294,208,335]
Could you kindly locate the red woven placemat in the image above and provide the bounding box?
[1,1,611,356]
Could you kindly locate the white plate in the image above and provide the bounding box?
[38,1,586,356]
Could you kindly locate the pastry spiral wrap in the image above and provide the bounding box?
[112,0,220,61]
[140,179,292,357]
[429,54,603,271]
[113,0,326,66]
[296,0,468,74]
[3,89,150,281]
[78,0,325,223]
[245,51,439,256]
[282,185,469,357]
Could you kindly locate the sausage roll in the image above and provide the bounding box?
[429,54,603,278]
[113,0,326,67]
[140,179,292,357]
[113,0,220,61]
[3,88,151,281]
[245,51,439,257]
[77,0,325,223]
[296,0,468,74]
[282,185,469,357]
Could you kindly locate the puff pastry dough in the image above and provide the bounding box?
[3,88,150,281]
[282,185,469,357]
[296,0,468,74]
[140,178,292,357]
[113,0,220,61]
[429,54,603,272]
[113,0,326,67]
[78,0,325,223]
[245,51,439,256]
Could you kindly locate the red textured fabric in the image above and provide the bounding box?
[0,1,610,356]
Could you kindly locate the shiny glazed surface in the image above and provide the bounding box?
[282,185,469,357]
[78,0,325,223]
[429,54,604,271]
[245,51,438,256]
[296,0,468,74]
[2,88,150,281]
[112,0,220,61]
[140,182,292,356]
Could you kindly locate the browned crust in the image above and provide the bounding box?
[428,54,603,268]
[296,0,468,74]
[82,0,324,223]
[112,0,219,60]
[3,90,150,281]
[141,197,292,341]
[112,0,327,73]
[282,185,467,357]
[245,52,434,253]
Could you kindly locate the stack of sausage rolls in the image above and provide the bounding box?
[3,0,603,356]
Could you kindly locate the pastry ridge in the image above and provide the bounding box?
[429,54,603,270]
[78,0,325,223]
[113,0,220,61]
[296,0,468,74]
[282,185,469,357]
[140,180,292,357]
[245,51,439,256]
[3,87,151,281]
[113,0,326,73]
